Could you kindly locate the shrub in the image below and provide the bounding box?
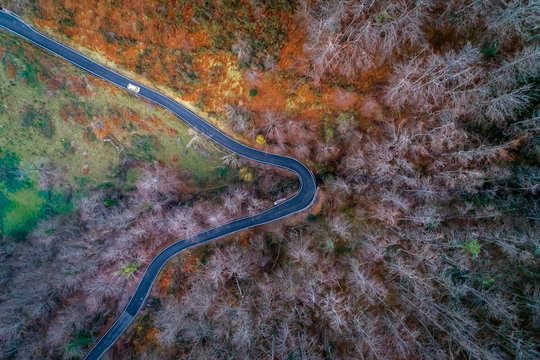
[22,105,55,138]
[118,263,139,277]
[66,331,93,355]
[58,17,75,27]
[255,134,266,145]
[461,238,481,258]
[481,43,498,58]
[0,148,27,192]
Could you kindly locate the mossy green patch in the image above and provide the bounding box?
[0,190,10,215]
[125,167,142,188]
[118,263,139,277]
[0,148,28,192]
[2,188,45,239]
[40,188,73,214]
[103,198,117,207]
[21,60,41,88]
[375,12,397,23]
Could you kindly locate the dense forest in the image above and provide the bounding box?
[1,0,539,359]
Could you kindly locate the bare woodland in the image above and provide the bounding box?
[143,1,539,359]
[0,162,291,358]
[1,0,539,359]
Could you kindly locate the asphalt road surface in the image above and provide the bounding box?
[0,9,317,360]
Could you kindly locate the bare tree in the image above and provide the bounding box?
[299,0,431,81]
[385,44,482,111]
[262,111,286,148]
[221,153,242,169]
[225,104,252,134]
[232,39,253,63]
[328,215,351,239]
[486,0,540,43]
[136,162,186,204]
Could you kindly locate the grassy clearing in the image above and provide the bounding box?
[2,188,44,238]
[0,31,239,238]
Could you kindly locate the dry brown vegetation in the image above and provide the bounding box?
[2,0,539,358]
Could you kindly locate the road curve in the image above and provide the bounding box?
[0,9,317,360]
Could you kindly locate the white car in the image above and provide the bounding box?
[273,198,287,206]
[127,83,140,93]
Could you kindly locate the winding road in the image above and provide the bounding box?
[0,9,317,360]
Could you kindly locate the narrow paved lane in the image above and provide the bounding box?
[0,9,317,360]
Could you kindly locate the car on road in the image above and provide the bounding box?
[127,83,140,93]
